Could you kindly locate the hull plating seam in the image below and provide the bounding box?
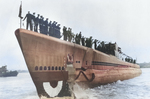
[92,61,134,67]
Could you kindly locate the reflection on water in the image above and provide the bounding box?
[0,68,150,99]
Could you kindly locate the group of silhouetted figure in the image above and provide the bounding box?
[63,26,115,55]
[62,26,136,64]
[23,11,61,38]
[125,57,136,64]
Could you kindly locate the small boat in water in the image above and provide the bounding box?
[0,65,18,77]
[15,28,141,99]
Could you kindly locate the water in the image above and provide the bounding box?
[0,72,38,99]
[0,68,150,99]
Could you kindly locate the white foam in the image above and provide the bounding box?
[73,83,97,99]
[116,80,123,84]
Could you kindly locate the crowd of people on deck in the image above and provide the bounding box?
[63,26,115,54]
[62,26,136,64]
[125,57,136,63]
[23,11,136,64]
[23,11,61,38]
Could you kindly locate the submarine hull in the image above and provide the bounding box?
[15,29,141,98]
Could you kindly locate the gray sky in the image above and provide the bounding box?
[0,0,150,70]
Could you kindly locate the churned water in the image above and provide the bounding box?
[0,68,150,99]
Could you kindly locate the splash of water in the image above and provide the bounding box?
[73,83,97,99]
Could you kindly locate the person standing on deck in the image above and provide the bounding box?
[48,21,52,36]
[94,39,98,50]
[41,17,45,34]
[67,28,74,42]
[75,33,80,44]
[44,18,48,35]
[34,14,40,32]
[78,32,82,44]
[31,12,35,31]
[51,21,56,36]
[101,41,106,53]
[63,26,67,40]
[55,24,61,38]
[39,16,44,33]
[23,11,32,30]
[53,22,57,37]
[81,36,85,46]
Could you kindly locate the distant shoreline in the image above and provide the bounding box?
[138,62,150,68]
[17,70,28,73]
[140,66,150,68]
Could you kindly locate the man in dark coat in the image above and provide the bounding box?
[94,39,98,50]
[78,32,82,40]
[81,36,85,46]
[31,12,35,30]
[44,18,49,35]
[51,21,56,36]
[63,26,67,40]
[23,11,32,30]
[48,21,52,36]
[55,24,61,38]
[101,41,106,53]
[39,16,44,33]
[34,14,40,32]
[53,22,57,37]
[75,33,80,44]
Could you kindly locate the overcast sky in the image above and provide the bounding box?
[0,0,150,70]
